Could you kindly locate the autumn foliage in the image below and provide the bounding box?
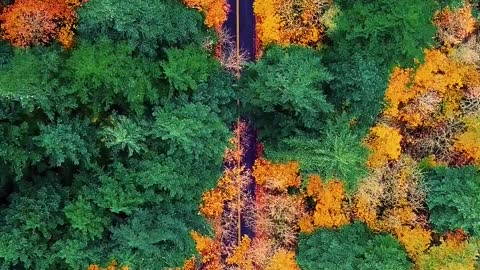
[0,0,86,48]
[299,176,350,232]
[253,0,337,51]
[183,0,229,31]
[416,229,479,270]
[181,120,315,269]
[434,3,477,46]
[88,261,129,270]
[352,3,480,268]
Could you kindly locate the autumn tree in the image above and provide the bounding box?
[416,229,479,270]
[0,0,86,48]
[183,0,229,31]
[253,0,337,49]
[435,3,477,45]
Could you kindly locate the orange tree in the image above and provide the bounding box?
[0,0,86,48]
[253,0,337,55]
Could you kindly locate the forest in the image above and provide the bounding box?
[0,0,479,269]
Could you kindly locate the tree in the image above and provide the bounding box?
[300,175,350,230]
[297,222,412,270]
[161,46,220,93]
[64,39,161,116]
[266,116,368,193]
[326,53,388,134]
[76,0,209,56]
[253,0,337,48]
[425,166,480,236]
[0,0,84,48]
[241,45,333,141]
[183,0,229,31]
[328,0,438,68]
[0,180,68,269]
[364,124,403,168]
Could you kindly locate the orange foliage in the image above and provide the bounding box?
[253,158,301,191]
[385,49,480,128]
[354,195,379,230]
[190,231,222,269]
[265,249,300,270]
[365,124,403,168]
[298,215,315,234]
[183,0,229,31]
[435,4,477,45]
[454,116,480,165]
[304,176,350,229]
[394,225,432,260]
[87,261,129,270]
[199,189,224,219]
[226,236,253,269]
[0,0,85,48]
[254,0,335,48]
[179,258,196,270]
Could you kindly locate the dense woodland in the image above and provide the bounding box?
[0,0,479,269]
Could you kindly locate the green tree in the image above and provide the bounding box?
[76,0,210,56]
[297,222,412,270]
[425,166,480,236]
[326,54,388,135]
[267,116,368,193]
[241,45,333,141]
[64,39,161,115]
[329,0,437,68]
[161,46,220,93]
[0,180,68,269]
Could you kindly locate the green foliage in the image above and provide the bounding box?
[330,0,437,68]
[161,46,220,93]
[0,47,61,117]
[241,45,333,141]
[65,39,161,115]
[425,166,480,236]
[151,103,229,160]
[100,115,148,157]
[34,120,97,167]
[64,197,111,239]
[0,181,67,269]
[327,54,388,135]
[0,37,229,270]
[297,222,412,270]
[110,206,198,269]
[267,116,368,193]
[0,122,41,181]
[76,0,209,56]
